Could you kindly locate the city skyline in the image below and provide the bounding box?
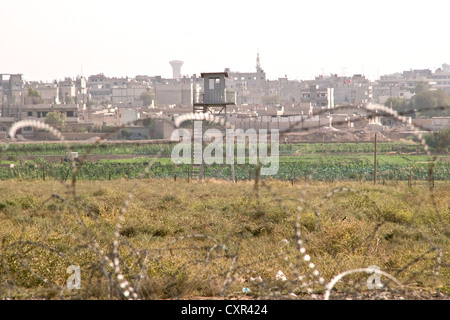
[1,0,449,82]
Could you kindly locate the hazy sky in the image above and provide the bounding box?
[1,0,449,82]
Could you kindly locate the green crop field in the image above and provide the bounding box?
[0,141,438,157]
[1,141,449,182]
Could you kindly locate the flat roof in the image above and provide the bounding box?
[200,72,229,78]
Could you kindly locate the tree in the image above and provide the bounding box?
[411,81,431,95]
[45,111,66,129]
[384,97,413,114]
[140,91,155,106]
[120,128,131,139]
[413,89,450,117]
[421,127,450,152]
[27,87,43,104]
[65,95,75,104]
[143,117,156,128]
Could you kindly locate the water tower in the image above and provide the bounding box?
[169,60,184,81]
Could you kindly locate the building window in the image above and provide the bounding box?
[28,111,33,117]
[23,126,32,132]
[67,111,74,117]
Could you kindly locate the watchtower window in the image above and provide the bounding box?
[209,78,220,89]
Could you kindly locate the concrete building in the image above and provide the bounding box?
[120,108,140,126]
[226,69,266,106]
[1,74,24,118]
[87,73,112,102]
[75,76,88,109]
[20,103,78,121]
[112,86,148,103]
[300,85,334,109]
[155,82,197,108]
[29,82,59,104]
[431,67,450,95]
[224,53,267,106]
[334,83,373,105]
[58,78,77,104]
[13,103,80,137]
[372,84,414,104]
[412,117,450,131]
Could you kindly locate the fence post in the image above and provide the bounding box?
[254,164,261,192]
[291,167,295,186]
[231,163,236,183]
[429,165,435,190]
[374,133,377,185]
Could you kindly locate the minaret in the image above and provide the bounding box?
[256,52,262,73]
[256,52,261,72]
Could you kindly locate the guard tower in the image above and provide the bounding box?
[193,72,235,116]
[191,72,236,181]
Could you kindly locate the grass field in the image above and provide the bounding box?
[0,178,448,300]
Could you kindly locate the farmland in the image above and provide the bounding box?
[0,140,448,300]
[0,141,449,182]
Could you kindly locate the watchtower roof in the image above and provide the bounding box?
[200,72,229,78]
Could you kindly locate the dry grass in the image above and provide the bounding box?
[0,178,448,300]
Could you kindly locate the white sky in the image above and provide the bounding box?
[1,0,449,82]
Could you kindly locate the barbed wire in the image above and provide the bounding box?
[0,103,448,300]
